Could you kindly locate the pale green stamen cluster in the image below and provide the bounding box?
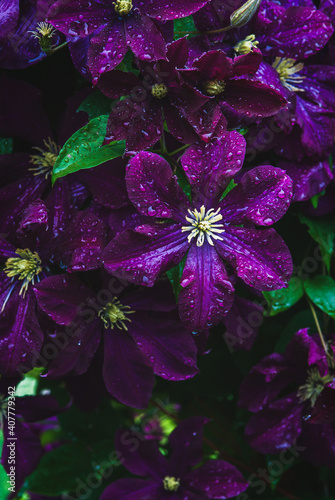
[272,57,305,92]
[181,205,225,247]
[297,367,333,407]
[4,249,42,298]
[234,34,259,55]
[163,476,180,492]
[114,0,133,16]
[29,138,60,179]
[98,298,135,331]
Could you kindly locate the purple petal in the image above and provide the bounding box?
[88,21,128,81]
[101,479,160,500]
[48,0,112,37]
[128,312,198,380]
[169,417,210,474]
[103,224,190,286]
[179,244,234,330]
[126,151,190,221]
[278,157,333,202]
[97,70,140,99]
[34,274,93,325]
[216,227,293,291]
[185,460,248,498]
[125,12,166,61]
[0,0,19,38]
[223,79,287,118]
[180,132,245,206]
[15,395,68,422]
[18,199,48,234]
[114,428,168,477]
[299,423,335,468]
[139,0,209,20]
[258,7,333,59]
[223,296,264,351]
[220,166,293,226]
[103,329,154,408]
[0,289,43,376]
[245,396,304,454]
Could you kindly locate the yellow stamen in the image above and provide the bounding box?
[151,83,168,99]
[181,205,225,247]
[297,367,333,407]
[163,476,180,492]
[272,57,305,92]
[234,34,259,55]
[114,0,133,16]
[98,298,135,330]
[29,138,60,179]
[4,249,42,298]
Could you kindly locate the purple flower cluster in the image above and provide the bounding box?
[1,0,335,498]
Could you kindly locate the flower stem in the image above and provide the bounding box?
[50,41,68,54]
[308,298,332,362]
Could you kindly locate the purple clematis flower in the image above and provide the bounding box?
[47,0,209,80]
[0,0,63,69]
[0,178,107,377]
[179,48,287,118]
[239,328,335,468]
[34,273,199,408]
[100,417,248,499]
[103,132,293,330]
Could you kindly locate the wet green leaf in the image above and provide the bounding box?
[263,276,304,316]
[304,275,335,319]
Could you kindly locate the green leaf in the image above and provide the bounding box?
[26,440,117,496]
[115,50,140,75]
[263,276,304,316]
[52,116,125,183]
[304,275,335,319]
[176,167,192,202]
[77,91,114,120]
[167,255,187,301]
[0,137,13,155]
[174,15,196,39]
[220,179,237,200]
[0,434,10,500]
[299,212,335,273]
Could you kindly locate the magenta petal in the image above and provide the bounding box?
[232,49,263,76]
[126,152,190,220]
[169,417,210,474]
[103,329,154,408]
[181,132,245,205]
[103,224,190,286]
[0,0,19,38]
[139,0,209,21]
[115,428,168,477]
[245,396,304,454]
[18,199,49,234]
[179,245,234,330]
[0,290,43,376]
[258,7,333,59]
[128,313,198,380]
[34,274,93,325]
[125,12,166,61]
[185,460,248,499]
[220,166,293,226]
[216,227,293,291]
[223,79,287,117]
[88,21,128,81]
[48,0,112,37]
[278,157,333,202]
[101,479,160,500]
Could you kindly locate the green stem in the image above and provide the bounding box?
[169,144,189,156]
[50,41,68,54]
[308,299,332,362]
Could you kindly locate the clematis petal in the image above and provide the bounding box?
[103,329,154,408]
[103,224,190,286]
[245,395,304,454]
[179,244,234,330]
[185,460,248,499]
[216,227,293,291]
[126,152,190,220]
[138,0,209,21]
[219,166,293,226]
[101,479,160,500]
[180,132,246,206]
[128,312,198,380]
[125,12,166,62]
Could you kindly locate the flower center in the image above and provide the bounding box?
[181,205,225,247]
[29,22,57,53]
[98,298,135,330]
[234,34,259,55]
[29,138,60,179]
[163,476,180,492]
[114,0,133,16]
[4,249,42,297]
[297,367,333,407]
[203,79,226,96]
[151,83,168,99]
[272,57,305,92]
